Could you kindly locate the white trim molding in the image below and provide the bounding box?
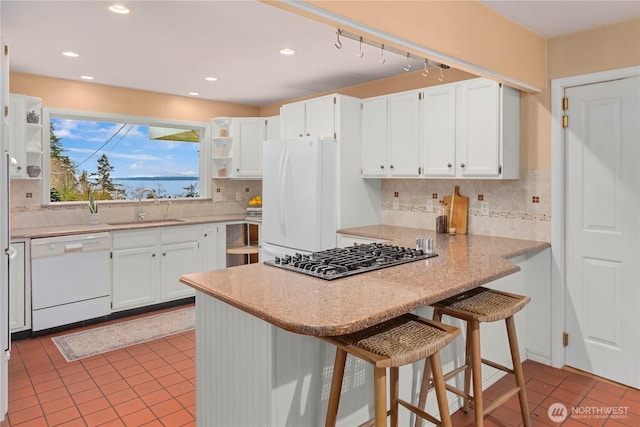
[550,66,640,369]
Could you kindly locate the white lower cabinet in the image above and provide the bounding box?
[111,224,215,311]
[9,241,31,333]
[111,229,159,311]
[159,226,200,302]
[200,223,227,272]
[112,224,225,312]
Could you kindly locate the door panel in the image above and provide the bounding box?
[565,76,640,388]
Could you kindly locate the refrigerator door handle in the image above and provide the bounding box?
[280,148,290,238]
[277,149,286,238]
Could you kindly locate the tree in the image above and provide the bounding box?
[182,183,198,198]
[91,153,125,199]
[49,122,79,200]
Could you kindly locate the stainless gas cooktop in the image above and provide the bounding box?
[264,243,437,280]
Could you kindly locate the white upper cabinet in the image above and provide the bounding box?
[230,118,266,178]
[361,97,388,177]
[211,116,277,179]
[387,90,422,177]
[361,90,421,178]
[280,94,336,139]
[8,94,43,179]
[422,78,520,179]
[422,82,457,177]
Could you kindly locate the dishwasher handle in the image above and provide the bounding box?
[64,243,84,253]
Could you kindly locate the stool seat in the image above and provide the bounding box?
[418,287,532,427]
[329,313,458,368]
[323,313,460,427]
[433,286,530,322]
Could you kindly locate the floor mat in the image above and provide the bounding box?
[51,307,195,362]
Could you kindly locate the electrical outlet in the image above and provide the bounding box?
[235,192,242,202]
[213,192,224,202]
[426,199,434,212]
[480,201,489,216]
[392,197,399,210]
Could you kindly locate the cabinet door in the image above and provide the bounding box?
[160,241,199,301]
[111,245,158,310]
[387,90,421,177]
[305,96,335,138]
[281,102,306,138]
[232,118,265,178]
[9,242,27,332]
[8,96,27,178]
[201,224,226,271]
[423,83,457,177]
[266,116,280,141]
[8,94,42,179]
[456,79,500,177]
[361,97,388,177]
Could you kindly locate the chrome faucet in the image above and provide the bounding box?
[137,189,157,221]
[164,200,172,220]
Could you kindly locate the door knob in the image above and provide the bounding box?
[447,163,452,168]
[460,163,466,168]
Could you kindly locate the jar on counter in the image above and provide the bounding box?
[435,201,448,234]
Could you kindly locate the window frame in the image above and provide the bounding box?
[42,108,212,205]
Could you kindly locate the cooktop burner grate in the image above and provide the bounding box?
[264,243,437,280]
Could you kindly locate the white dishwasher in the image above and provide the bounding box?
[31,233,111,332]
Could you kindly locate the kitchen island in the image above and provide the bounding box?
[180,225,550,426]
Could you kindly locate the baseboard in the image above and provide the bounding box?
[21,297,195,339]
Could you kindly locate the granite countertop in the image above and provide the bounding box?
[11,214,258,239]
[181,225,550,337]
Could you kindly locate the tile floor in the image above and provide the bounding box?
[2,306,639,426]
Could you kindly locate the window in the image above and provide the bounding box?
[45,110,209,203]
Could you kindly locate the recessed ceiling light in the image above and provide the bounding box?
[280,48,296,55]
[188,92,200,96]
[108,4,130,14]
[205,77,218,82]
[62,51,79,58]
[80,75,95,80]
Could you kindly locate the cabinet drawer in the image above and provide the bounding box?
[161,225,200,244]
[112,229,156,249]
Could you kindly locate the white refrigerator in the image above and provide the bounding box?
[262,136,337,261]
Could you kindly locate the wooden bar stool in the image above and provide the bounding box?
[322,313,460,427]
[416,287,531,427]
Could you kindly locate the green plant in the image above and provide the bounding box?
[88,191,98,213]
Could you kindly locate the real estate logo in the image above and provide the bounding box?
[548,402,568,423]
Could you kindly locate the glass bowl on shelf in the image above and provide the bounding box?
[213,137,233,158]
[212,117,232,137]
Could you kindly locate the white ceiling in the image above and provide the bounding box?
[2,1,638,107]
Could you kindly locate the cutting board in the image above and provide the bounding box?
[443,186,469,234]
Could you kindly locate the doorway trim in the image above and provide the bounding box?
[550,65,640,369]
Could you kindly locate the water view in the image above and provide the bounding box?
[113,177,199,199]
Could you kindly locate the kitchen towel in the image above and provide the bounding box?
[51,307,195,362]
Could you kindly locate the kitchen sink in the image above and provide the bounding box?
[106,219,188,227]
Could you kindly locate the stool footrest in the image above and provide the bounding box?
[444,383,473,402]
[483,386,521,416]
[398,398,441,426]
[443,364,468,382]
[481,358,514,375]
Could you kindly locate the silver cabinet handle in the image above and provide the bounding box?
[389,165,394,169]
[447,163,452,168]
[380,165,385,169]
[460,163,466,168]
[152,253,156,257]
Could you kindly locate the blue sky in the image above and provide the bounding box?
[51,118,199,178]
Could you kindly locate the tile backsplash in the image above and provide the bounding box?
[10,178,262,229]
[11,172,549,242]
[379,170,550,242]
